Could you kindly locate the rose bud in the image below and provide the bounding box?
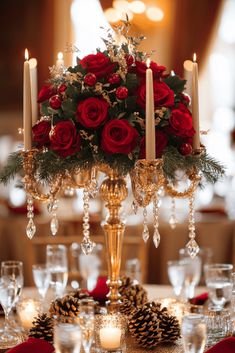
[58,84,67,93]
[179,143,193,156]
[84,73,97,86]
[116,86,128,100]
[108,73,121,85]
[49,95,62,110]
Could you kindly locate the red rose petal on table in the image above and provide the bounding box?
[6,338,54,353]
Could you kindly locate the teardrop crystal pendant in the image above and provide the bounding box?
[142,224,150,243]
[26,219,36,239]
[50,215,59,236]
[186,238,200,259]
[132,201,138,215]
[153,229,161,248]
[81,238,96,255]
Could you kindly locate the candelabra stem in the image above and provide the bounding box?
[100,170,128,311]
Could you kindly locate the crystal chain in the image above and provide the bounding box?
[153,194,161,248]
[186,193,200,258]
[26,196,36,239]
[81,188,95,255]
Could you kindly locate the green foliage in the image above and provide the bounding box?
[0,152,23,184]
[163,75,186,95]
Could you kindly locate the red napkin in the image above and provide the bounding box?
[190,292,208,305]
[205,337,235,353]
[88,276,109,303]
[6,338,54,353]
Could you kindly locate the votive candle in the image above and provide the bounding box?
[99,327,122,350]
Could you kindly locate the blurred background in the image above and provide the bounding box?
[0,0,235,286]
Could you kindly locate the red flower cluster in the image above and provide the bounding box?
[34,49,194,161]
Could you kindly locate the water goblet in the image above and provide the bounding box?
[0,277,21,348]
[167,260,186,300]
[32,264,50,300]
[204,263,233,309]
[179,248,202,300]
[78,244,102,291]
[79,298,95,353]
[46,245,68,298]
[1,261,24,302]
[54,316,82,353]
[125,258,141,284]
[182,314,207,353]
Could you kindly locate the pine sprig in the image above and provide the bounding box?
[0,152,23,184]
[163,146,225,184]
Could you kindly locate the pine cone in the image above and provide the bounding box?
[119,277,148,316]
[129,303,162,348]
[150,302,180,343]
[49,294,80,319]
[28,313,54,343]
[70,289,91,300]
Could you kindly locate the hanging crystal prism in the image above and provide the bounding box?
[81,188,96,254]
[26,196,36,239]
[153,194,161,248]
[48,198,59,236]
[186,193,199,258]
[88,168,98,198]
[142,207,149,243]
[169,197,177,229]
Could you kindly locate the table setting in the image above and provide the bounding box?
[0,14,233,353]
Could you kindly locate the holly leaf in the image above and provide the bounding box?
[61,99,77,116]
[125,95,137,112]
[125,73,138,90]
[40,102,50,116]
[163,75,186,95]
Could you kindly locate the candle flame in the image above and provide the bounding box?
[57,52,63,60]
[25,49,29,61]
[193,53,197,62]
[146,58,151,68]
[171,70,175,76]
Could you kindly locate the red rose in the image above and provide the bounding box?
[50,120,81,157]
[169,109,195,138]
[80,53,115,78]
[37,85,56,103]
[139,130,168,159]
[137,81,174,109]
[76,97,109,128]
[32,120,51,147]
[49,95,62,110]
[101,119,139,155]
[135,60,166,78]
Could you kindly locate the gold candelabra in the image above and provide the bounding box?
[22,149,201,311]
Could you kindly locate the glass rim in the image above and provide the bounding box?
[204,263,233,270]
[182,313,205,321]
[32,263,48,269]
[1,260,23,267]
[167,260,185,266]
[46,244,67,251]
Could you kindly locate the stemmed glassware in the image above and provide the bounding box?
[78,244,102,291]
[79,299,95,353]
[204,263,233,309]
[182,314,207,353]
[0,277,21,348]
[179,248,202,300]
[46,245,68,298]
[32,264,50,300]
[167,260,186,300]
[1,261,24,303]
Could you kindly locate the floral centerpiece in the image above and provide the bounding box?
[0,23,223,184]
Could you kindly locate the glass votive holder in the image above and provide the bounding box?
[17,298,41,330]
[95,313,126,353]
[157,298,186,324]
[204,308,233,347]
[54,315,82,353]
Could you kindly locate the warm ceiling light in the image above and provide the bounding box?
[129,1,146,14]
[104,7,122,23]
[113,0,130,13]
[183,60,193,72]
[146,6,164,22]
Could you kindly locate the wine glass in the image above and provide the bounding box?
[78,244,102,291]
[182,314,207,353]
[167,260,186,299]
[46,245,68,298]
[1,261,24,302]
[204,263,233,309]
[179,248,202,299]
[32,264,50,300]
[79,299,95,353]
[0,277,21,348]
